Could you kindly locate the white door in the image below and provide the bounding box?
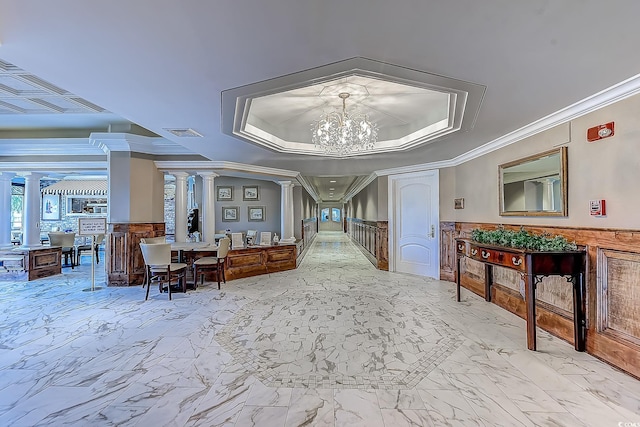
[389,170,439,278]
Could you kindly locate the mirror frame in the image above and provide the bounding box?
[499,147,568,217]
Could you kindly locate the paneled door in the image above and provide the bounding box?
[389,170,439,278]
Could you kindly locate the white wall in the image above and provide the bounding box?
[441,92,640,229]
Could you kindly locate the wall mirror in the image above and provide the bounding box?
[499,147,567,216]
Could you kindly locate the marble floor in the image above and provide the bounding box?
[1,232,639,426]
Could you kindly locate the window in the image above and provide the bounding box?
[66,196,108,214]
[321,207,341,223]
[11,184,23,231]
[320,208,330,222]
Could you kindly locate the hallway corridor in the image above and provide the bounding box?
[0,232,639,426]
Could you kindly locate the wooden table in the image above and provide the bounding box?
[455,238,586,351]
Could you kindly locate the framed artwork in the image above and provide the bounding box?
[222,206,239,222]
[248,206,265,222]
[243,185,259,201]
[217,186,233,201]
[454,198,465,209]
[42,194,60,220]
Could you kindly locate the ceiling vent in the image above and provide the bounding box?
[164,128,203,137]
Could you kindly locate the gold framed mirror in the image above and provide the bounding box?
[499,147,567,216]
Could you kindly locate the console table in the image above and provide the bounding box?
[455,238,586,352]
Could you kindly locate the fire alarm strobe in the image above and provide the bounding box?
[590,199,606,216]
[587,122,614,142]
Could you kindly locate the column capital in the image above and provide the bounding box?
[278,180,295,188]
[18,172,44,180]
[171,172,190,179]
[196,171,219,179]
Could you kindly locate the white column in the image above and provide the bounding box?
[22,172,43,247]
[0,173,13,245]
[197,171,218,243]
[173,172,189,243]
[279,180,296,243]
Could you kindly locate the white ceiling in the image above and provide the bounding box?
[1,1,640,198]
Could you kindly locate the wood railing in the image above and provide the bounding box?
[347,218,389,270]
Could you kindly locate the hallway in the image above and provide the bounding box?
[0,232,639,426]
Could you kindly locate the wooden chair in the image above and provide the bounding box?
[139,243,187,300]
[192,237,230,289]
[48,232,76,269]
[76,234,105,265]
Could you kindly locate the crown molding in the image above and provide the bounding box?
[0,161,107,173]
[155,160,321,202]
[89,132,191,155]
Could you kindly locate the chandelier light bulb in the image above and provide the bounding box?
[311,92,378,156]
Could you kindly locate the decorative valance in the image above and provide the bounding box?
[41,179,108,195]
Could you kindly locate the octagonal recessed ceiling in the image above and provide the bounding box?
[222,58,485,158]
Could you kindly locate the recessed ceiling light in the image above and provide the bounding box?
[329,180,336,183]
[164,128,203,137]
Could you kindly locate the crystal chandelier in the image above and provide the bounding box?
[311,92,378,156]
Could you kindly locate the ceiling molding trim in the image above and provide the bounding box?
[89,132,191,155]
[0,138,105,156]
[453,72,640,166]
[0,161,107,173]
[342,174,378,202]
[154,160,321,201]
[364,72,640,183]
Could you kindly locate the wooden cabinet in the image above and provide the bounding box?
[226,244,297,280]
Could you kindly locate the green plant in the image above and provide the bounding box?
[470,226,577,251]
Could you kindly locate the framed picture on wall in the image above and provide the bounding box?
[217,186,233,201]
[248,206,265,222]
[42,194,60,220]
[222,206,239,222]
[243,186,259,201]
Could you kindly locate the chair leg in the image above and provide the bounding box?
[145,267,151,300]
[168,275,172,300]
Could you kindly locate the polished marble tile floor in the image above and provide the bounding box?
[1,232,639,426]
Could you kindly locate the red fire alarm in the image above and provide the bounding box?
[590,199,606,216]
[587,122,614,142]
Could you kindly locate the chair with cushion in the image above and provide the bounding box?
[76,234,105,265]
[48,232,76,269]
[140,236,166,244]
[140,243,187,300]
[192,237,230,289]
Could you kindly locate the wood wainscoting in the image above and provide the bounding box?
[440,221,640,379]
[107,222,166,286]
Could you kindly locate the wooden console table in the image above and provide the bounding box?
[455,238,586,352]
[0,246,62,281]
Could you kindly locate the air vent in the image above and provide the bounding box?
[164,128,203,137]
[69,97,106,112]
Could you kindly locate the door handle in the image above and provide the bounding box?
[430,225,435,238]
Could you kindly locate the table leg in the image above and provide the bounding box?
[484,264,493,302]
[572,273,586,351]
[525,270,537,351]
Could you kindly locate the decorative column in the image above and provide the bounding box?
[22,172,43,246]
[173,172,189,243]
[279,180,296,243]
[0,173,13,245]
[197,171,218,243]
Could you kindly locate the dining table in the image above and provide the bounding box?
[170,242,219,287]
